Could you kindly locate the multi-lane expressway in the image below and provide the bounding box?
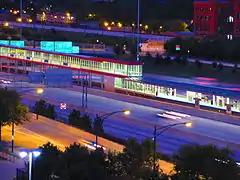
[2,80,240,161]
[2,113,174,174]
[0,21,173,41]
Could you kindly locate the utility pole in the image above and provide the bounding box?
[11,119,14,153]
[81,74,88,108]
[20,0,23,40]
[153,125,157,172]
[136,0,140,62]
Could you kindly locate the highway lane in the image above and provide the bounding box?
[20,98,202,153]
[2,82,240,159]
[15,86,240,160]
[2,115,174,174]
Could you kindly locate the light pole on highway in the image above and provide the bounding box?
[19,149,41,180]
[94,110,130,147]
[35,88,44,120]
[20,0,23,40]
[7,87,43,152]
[136,0,140,62]
[153,122,192,172]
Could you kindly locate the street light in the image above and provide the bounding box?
[36,88,44,120]
[95,110,130,146]
[136,0,140,62]
[19,149,41,180]
[20,0,23,40]
[153,122,192,171]
[36,88,44,94]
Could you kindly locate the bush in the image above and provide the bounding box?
[68,110,92,131]
[217,63,224,71]
[164,56,172,65]
[181,56,189,66]
[212,61,218,68]
[154,54,163,65]
[232,63,238,74]
[195,59,202,68]
[174,56,181,65]
[33,100,56,119]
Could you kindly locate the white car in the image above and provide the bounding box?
[157,111,191,120]
[157,113,182,120]
[81,139,106,151]
[1,80,11,84]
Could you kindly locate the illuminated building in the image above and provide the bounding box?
[194,0,240,38]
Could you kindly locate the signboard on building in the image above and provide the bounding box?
[10,40,24,47]
[55,41,73,53]
[176,45,181,51]
[0,40,9,45]
[40,41,55,51]
[72,46,79,54]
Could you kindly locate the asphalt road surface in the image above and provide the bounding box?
[1,82,240,161]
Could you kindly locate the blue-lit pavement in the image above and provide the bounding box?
[20,94,240,161]
[2,81,240,161]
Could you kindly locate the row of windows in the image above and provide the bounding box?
[196,15,212,21]
[0,47,142,77]
[114,78,240,112]
[195,7,213,12]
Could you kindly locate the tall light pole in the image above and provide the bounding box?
[94,110,130,147]
[36,88,44,120]
[153,122,192,171]
[19,149,41,180]
[20,0,23,40]
[136,0,140,62]
[11,117,14,153]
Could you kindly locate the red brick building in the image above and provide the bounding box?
[194,0,240,38]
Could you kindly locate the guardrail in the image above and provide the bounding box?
[0,151,17,162]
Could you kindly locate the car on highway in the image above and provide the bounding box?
[81,139,106,151]
[157,111,191,120]
[0,79,11,84]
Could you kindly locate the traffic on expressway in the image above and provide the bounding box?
[1,80,240,162]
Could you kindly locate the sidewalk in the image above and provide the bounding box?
[0,159,24,180]
[67,86,240,126]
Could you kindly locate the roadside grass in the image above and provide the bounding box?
[142,58,240,84]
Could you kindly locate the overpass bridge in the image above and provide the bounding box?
[0,45,143,90]
[0,21,173,42]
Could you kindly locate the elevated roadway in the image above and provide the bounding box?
[0,21,173,41]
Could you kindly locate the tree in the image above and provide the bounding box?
[172,144,240,180]
[154,54,163,65]
[0,88,29,142]
[59,142,90,180]
[195,59,202,69]
[34,142,62,180]
[80,114,92,131]
[107,137,168,179]
[33,100,56,119]
[93,115,104,135]
[68,109,81,126]
[68,110,92,131]
[33,100,47,119]
[114,44,121,55]
[46,104,56,119]
[87,149,108,180]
